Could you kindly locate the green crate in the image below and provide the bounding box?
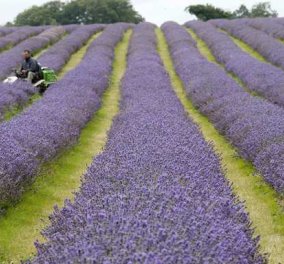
[42,68,57,84]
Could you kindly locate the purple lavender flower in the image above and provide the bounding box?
[245,18,284,39]
[0,23,130,207]
[0,26,15,37]
[0,25,105,120]
[186,20,284,106]
[29,22,263,264]
[0,26,45,51]
[211,19,284,70]
[0,26,66,80]
[38,24,105,72]
[162,21,284,194]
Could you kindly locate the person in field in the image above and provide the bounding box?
[17,50,41,83]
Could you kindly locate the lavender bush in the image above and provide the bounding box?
[245,18,284,39]
[0,27,15,37]
[0,23,130,208]
[186,20,284,106]
[29,22,263,264]
[0,26,45,51]
[0,26,66,80]
[211,19,284,70]
[38,24,105,72]
[62,24,79,33]
[162,21,284,194]
[0,82,36,120]
[0,25,105,122]
[273,17,284,26]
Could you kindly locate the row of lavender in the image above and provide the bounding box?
[0,26,46,51]
[0,24,104,122]
[186,21,284,106]
[38,24,104,72]
[29,23,263,264]
[0,23,130,209]
[0,26,16,37]
[162,22,284,195]
[211,19,284,71]
[0,26,66,80]
[244,18,284,39]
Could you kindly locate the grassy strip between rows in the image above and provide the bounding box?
[0,29,132,263]
[187,28,260,97]
[33,32,69,59]
[215,28,267,63]
[4,93,41,121]
[219,27,284,72]
[3,32,102,122]
[57,31,102,79]
[222,27,284,65]
[229,34,268,62]
[0,31,43,54]
[156,28,284,264]
[0,43,13,54]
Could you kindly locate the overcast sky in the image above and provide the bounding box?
[0,0,283,25]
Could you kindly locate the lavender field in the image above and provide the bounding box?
[0,18,283,263]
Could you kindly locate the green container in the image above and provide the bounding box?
[42,68,57,85]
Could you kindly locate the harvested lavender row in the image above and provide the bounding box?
[162,21,284,194]
[211,19,284,70]
[186,21,284,106]
[0,26,66,80]
[0,26,45,51]
[30,23,263,264]
[38,24,105,72]
[0,23,130,207]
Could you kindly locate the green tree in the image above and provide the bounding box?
[185,2,278,21]
[185,4,233,21]
[61,0,143,24]
[14,1,64,26]
[13,0,144,26]
[250,2,278,17]
[233,4,251,18]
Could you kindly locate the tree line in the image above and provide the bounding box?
[7,0,279,26]
[9,0,144,26]
[185,2,278,21]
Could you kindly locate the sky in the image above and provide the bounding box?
[0,0,283,25]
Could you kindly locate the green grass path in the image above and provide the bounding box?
[156,28,284,264]
[187,28,260,97]
[228,34,267,62]
[34,32,69,60]
[57,32,102,79]
[218,27,284,65]
[0,29,132,263]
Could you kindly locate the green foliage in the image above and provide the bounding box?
[14,1,63,26]
[185,4,233,21]
[14,0,144,26]
[186,1,278,21]
[250,2,278,18]
[233,4,251,18]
